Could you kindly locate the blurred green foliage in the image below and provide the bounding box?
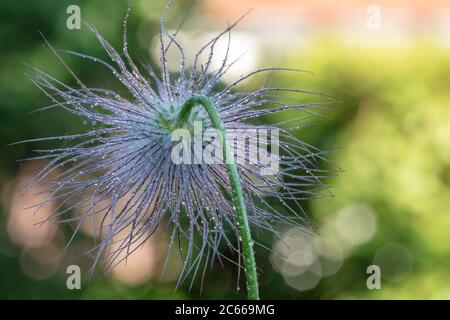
[0,0,449,299]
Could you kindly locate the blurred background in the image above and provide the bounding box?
[1,0,450,299]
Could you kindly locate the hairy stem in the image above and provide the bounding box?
[178,94,260,300]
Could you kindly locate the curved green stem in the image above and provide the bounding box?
[178,94,260,300]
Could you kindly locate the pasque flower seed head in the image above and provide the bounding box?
[20,1,336,289]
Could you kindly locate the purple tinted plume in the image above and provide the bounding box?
[20,1,336,289]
